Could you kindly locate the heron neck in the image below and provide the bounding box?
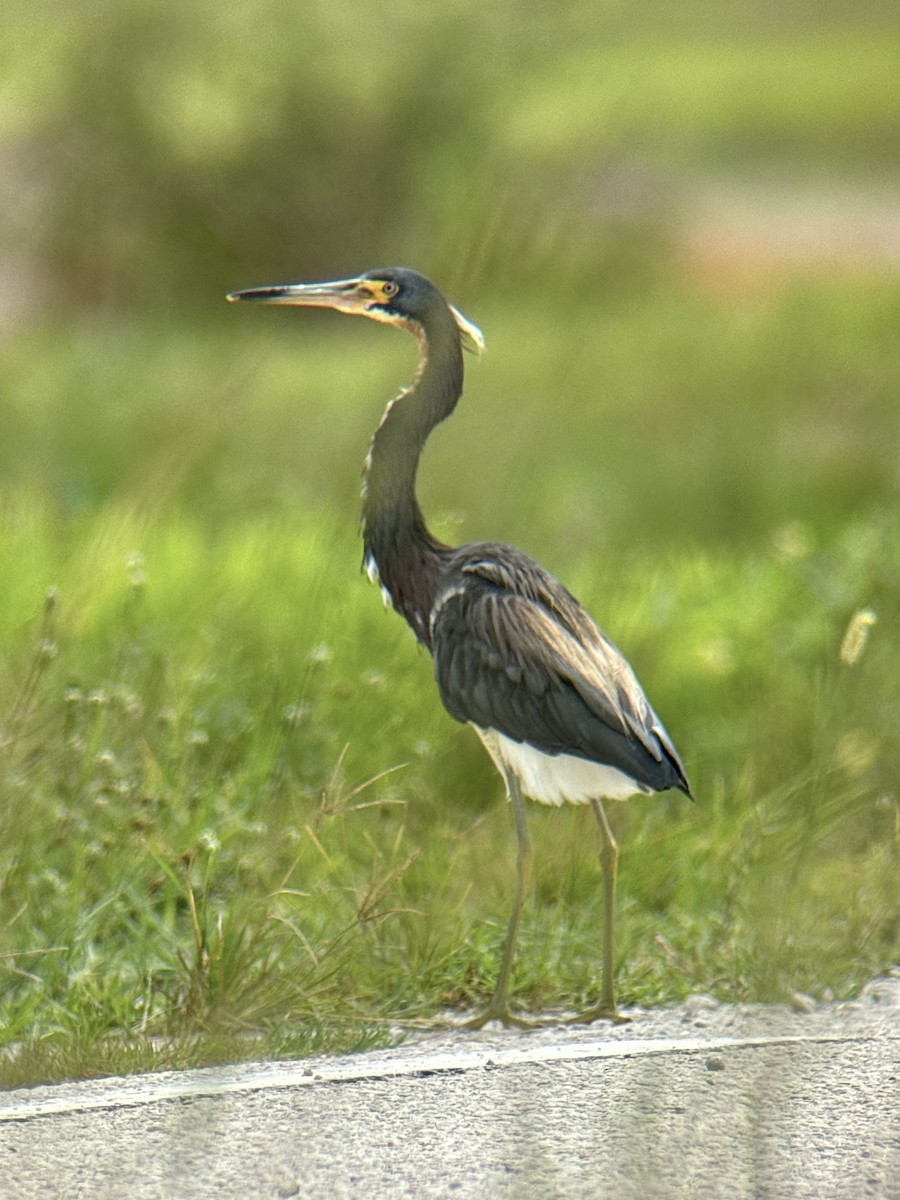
[362,319,462,645]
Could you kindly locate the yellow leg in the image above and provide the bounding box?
[571,799,629,1024]
[464,769,534,1029]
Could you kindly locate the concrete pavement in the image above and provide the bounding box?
[1,975,897,1199]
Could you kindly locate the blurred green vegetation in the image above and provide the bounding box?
[4,2,900,306]
[1,1,899,1084]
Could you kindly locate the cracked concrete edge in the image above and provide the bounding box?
[1,972,897,1124]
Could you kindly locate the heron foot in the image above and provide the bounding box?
[567,1002,631,1026]
[460,1003,536,1030]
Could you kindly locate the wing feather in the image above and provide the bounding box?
[431,546,690,796]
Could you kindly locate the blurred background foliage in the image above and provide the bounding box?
[0,0,898,1079]
[1,0,898,540]
[3,0,899,311]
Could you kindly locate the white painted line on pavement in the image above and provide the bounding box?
[1,1030,889,1123]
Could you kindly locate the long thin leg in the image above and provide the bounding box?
[572,798,629,1024]
[464,768,534,1029]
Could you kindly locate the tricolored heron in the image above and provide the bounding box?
[228,267,691,1026]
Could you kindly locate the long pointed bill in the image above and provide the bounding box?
[227,273,485,354]
[226,277,373,316]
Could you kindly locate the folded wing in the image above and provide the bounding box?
[430,547,690,797]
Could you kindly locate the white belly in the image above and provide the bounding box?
[475,727,651,806]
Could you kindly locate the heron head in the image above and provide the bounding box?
[227,267,484,355]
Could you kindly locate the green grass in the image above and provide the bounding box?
[1,279,898,1087]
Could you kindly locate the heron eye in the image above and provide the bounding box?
[382,281,399,298]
